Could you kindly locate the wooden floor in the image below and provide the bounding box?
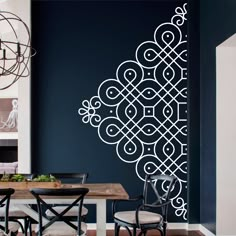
[17,229,205,236]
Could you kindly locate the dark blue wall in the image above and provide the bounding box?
[30,0,236,231]
[200,0,236,234]
[188,0,200,224]
[31,0,193,224]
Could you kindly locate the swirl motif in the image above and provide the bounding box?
[78,3,187,220]
[171,3,187,26]
[78,96,101,127]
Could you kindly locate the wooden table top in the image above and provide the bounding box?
[12,183,129,200]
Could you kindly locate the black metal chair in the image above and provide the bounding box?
[112,174,178,236]
[30,187,89,236]
[0,188,21,236]
[49,173,88,184]
[45,173,89,220]
[0,174,36,236]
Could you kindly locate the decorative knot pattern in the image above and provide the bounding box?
[79,3,187,220]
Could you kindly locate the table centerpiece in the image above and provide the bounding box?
[0,174,61,189]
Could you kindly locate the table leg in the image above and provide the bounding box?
[96,199,106,236]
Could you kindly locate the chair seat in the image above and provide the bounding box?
[114,211,162,225]
[0,221,21,235]
[45,205,88,217]
[0,206,28,217]
[35,221,87,236]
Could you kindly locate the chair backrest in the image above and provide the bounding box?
[21,173,37,180]
[30,187,89,236]
[0,188,15,234]
[143,174,177,220]
[49,173,88,184]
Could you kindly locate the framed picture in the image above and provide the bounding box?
[0,98,18,132]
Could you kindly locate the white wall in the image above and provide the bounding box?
[0,0,31,173]
[0,0,19,98]
[216,33,236,235]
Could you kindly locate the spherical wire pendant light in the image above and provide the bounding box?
[0,10,36,90]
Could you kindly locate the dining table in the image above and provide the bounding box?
[10,183,129,236]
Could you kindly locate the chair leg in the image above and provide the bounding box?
[125,226,132,236]
[138,230,144,236]
[28,219,33,236]
[10,232,17,236]
[133,227,137,236]
[11,219,25,234]
[141,229,147,236]
[24,217,28,236]
[163,222,167,236]
[114,223,120,236]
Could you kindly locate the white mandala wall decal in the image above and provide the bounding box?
[78,3,187,220]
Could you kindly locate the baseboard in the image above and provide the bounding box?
[168,223,188,229]
[87,223,112,230]
[29,222,216,235]
[199,225,216,236]
[188,224,201,231]
[87,223,216,235]
[87,223,189,230]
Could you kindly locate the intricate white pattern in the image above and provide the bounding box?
[78,3,187,220]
